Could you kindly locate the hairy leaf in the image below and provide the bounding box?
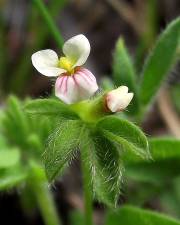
[44,120,83,181]
[25,98,78,119]
[97,116,150,160]
[80,128,123,207]
[139,17,180,107]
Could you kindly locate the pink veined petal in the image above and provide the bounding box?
[78,68,96,82]
[55,76,64,94]
[55,67,98,104]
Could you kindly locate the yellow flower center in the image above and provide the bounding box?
[58,57,75,74]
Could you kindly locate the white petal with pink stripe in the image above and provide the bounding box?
[55,68,98,104]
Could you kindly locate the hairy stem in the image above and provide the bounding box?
[81,151,93,225]
[29,161,61,225]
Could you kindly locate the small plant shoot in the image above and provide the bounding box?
[1,0,180,225]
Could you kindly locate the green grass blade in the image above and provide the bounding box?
[139,17,180,107]
[33,0,64,49]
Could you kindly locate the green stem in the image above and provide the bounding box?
[70,96,107,123]
[34,181,60,225]
[81,152,93,225]
[33,0,64,49]
[29,161,61,225]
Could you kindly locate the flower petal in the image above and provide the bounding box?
[63,34,90,68]
[31,49,66,77]
[55,68,98,104]
[115,92,134,111]
[106,86,134,112]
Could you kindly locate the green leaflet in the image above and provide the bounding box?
[2,96,31,148]
[139,17,180,107]
[0,148,20,168]
[150,138,180,160]
[25,98,78,119]
[125,138,180,183]
[6,96,30,136]
[105,205,180,225]
[80,128,123,207]
[27,133,43,154]
[112,38,140,115]
[126,160,180,184]
[44,118,124,206]
[97,116,150,160]
[0,166,27,190]
[43,120,84,181]
[125,138,180,163]
[1,96,55,157]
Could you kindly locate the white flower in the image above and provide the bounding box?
[106,86,134,112]
[31,34,98,104]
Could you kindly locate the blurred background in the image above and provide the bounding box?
[0,0,180,225]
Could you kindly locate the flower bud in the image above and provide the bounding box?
[106,86,133,112]
[55,67,98,104]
